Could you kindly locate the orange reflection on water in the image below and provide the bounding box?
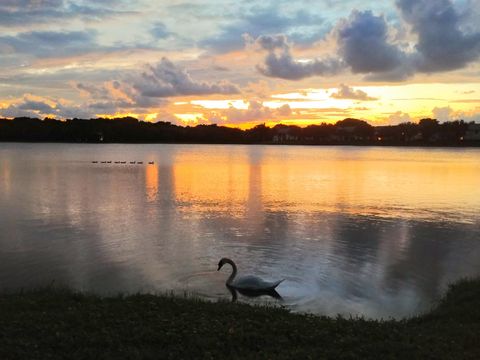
[173,155,250,212]
[145,164,159,201]
[167,146,480,223]
[260,152,480,221]
[0,158,11,196]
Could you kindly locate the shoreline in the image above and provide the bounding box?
[1,140,480,148]
[1,278,479,359]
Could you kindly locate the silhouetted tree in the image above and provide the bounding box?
[418,118,439,142]
[0,116,476,146]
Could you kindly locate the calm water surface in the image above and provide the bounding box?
[1,143,480,318]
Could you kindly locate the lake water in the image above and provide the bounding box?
[1,143,480,318]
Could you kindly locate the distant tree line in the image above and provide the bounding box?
[0,116,479,146]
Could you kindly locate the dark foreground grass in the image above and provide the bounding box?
[1,279,480,360]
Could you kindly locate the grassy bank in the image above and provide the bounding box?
[1,279,480,359]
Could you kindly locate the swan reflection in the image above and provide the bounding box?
[226,284,283,302]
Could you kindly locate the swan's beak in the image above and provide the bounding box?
[217,262,222,271]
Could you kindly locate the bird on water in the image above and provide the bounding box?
[217,257,284,291]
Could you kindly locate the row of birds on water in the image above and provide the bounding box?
[91,161,154,164]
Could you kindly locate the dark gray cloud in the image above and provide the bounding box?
[0,106,38,118]
[336,10,406,74]
[0,97,96,119]
[0,30,98,58]
[76,83,110,100]
[396,0,480,72]
[255,34,289,51]
[133,57,240,97]
[200,5,326,53]
[255,0,480,81]
[17,99,57,113]
[255,35,344,80]
[330,84,378,101]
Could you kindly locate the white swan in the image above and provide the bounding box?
[217,257,284,291]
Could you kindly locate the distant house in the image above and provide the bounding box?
[374,124,424,143]
[374,126,397,142]
[464,123,480,141]
[272,126,299,143]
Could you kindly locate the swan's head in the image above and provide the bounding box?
[217,258,236,271]
[217,257,229,271]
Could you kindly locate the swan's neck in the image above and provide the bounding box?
[225,259,237,284]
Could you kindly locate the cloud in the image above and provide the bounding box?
[0,96,96,119]
[336,10,406,74]
[0,90,165,119]
[223,100,291,123]
[396,0,480,72]
[191,100,293,125]
[330,84,377,101]
[388,111,412,124]
[54,58,241,118]
[0,104,38,118]
[76,80,166,111]
[0,0,132,27]
[200,5,326,53]
[76,82,111,100]
[150,22,173,39]
[431,106,480,123]
[0,30,98,58]
[132,57,240,97]
[254,0,480,81]
[254,35,344,80]
[432,106,454,122]
[17,99,56,113]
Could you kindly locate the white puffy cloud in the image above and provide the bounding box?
[432,106,454,122]
[388,111,412,124]
[431,106,480,122]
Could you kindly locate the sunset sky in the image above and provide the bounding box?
[0,0,479,128]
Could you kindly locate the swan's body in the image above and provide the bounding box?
[217,258,284,291]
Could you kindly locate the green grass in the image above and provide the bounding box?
[1,279,480,359]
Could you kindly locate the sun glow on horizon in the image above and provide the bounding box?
[24,80,478,129]
[96,113,140,119]
[145,113,158,122]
